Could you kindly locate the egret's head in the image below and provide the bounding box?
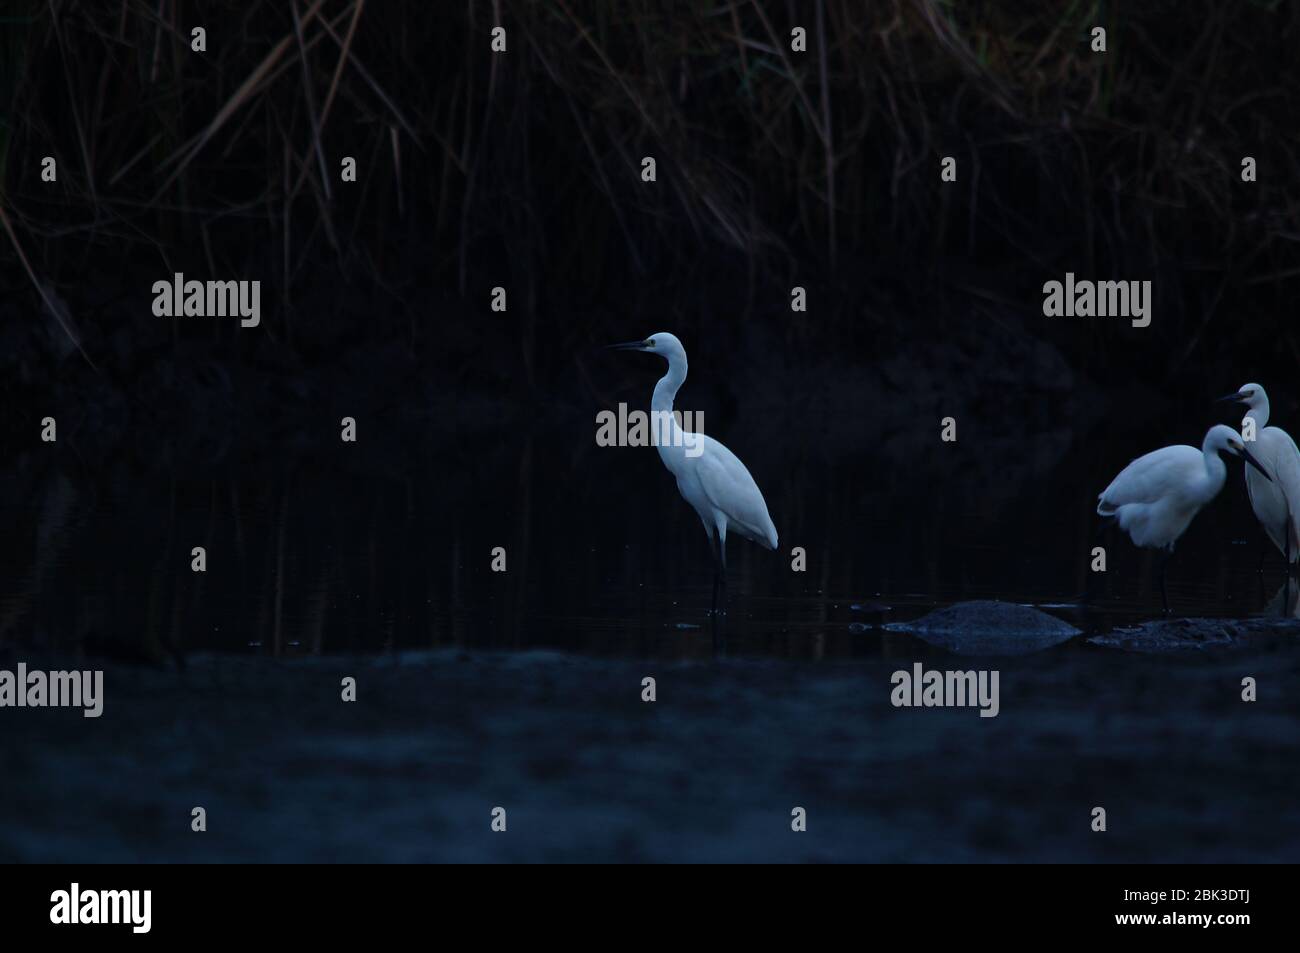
[1207,424,1272,481]
[606,331,686,363]
[1217,382,1267,409]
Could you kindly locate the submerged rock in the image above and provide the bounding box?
[1088,617,1300,654]
[885,600,1080,656]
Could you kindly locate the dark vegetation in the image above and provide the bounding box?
[1,1,1298,433]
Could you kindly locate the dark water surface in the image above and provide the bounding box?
[3,397,1293,662]
[5,392,1300,864]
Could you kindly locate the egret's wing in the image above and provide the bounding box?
[1097,445,1201,512]
[696,436,778,549]
[1246,462,1288,555]
[1268,429,1300,561]
[1246,428,1293,554]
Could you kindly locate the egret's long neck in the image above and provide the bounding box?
[1200,443,1228,498]
[651,353,689,474]
[1246,397,1270,429]
[651,353,687,416]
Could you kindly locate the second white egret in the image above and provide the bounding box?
[1097,423,1272,611]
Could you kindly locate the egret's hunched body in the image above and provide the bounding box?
[608,333,777,614]
[1220,383,1300,566]
[1097,423,1271,611]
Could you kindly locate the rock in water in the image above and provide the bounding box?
[1087,617,1300,654]
[885,600,1080,656]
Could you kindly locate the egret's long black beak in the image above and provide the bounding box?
[1241,446,1273,482]
[606,339,649,351]
[1216,392,1247,404]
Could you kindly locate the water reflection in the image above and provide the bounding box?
[0,407,1289,661]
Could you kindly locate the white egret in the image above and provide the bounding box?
[607,332,778,614]
[1097,424,1272,611]
[1217,383,1300,567]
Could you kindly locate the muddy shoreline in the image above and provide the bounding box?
[3,616,1297,863]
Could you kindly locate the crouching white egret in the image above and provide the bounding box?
[607,332,778,615]
[1217,383,1300,568]
[1097,423,1272,611]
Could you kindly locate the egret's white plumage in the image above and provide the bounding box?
[1223,383,1300,564]
[1098,424,1268,552]
[1097,423,1272,612]
[608,332,777,610]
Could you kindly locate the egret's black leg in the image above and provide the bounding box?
[1286,524,1297,617]
[1093,515,1114,544]
[709,532,729,655]
[718,534,728,615]
[1158,549,1171,615]
[710,533,721,616]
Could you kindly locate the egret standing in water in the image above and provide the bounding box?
[607,333,778,615]
[1218,383,1300,568]
[1097,424,1272,611]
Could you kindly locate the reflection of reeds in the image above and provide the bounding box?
[0,471,77,645]
[0,1,1296,358]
